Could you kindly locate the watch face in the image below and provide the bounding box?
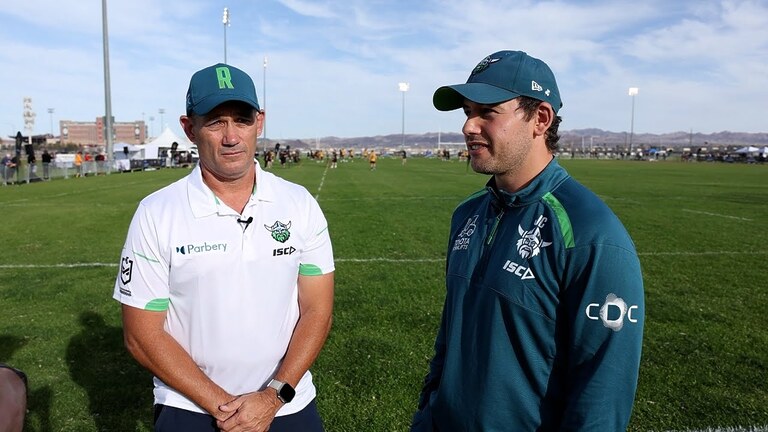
[279,383,296,403]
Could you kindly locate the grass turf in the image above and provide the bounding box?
[1,156,767,431]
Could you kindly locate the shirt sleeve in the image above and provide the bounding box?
[113,202,171,311]
[559,242,645,430]
[298,195,334,276]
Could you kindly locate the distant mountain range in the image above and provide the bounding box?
[262,129,768,151]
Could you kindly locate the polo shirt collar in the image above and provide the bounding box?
[187,161,276,218]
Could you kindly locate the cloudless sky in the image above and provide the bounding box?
[1,0,767,141]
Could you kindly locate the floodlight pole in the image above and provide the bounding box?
[263,56,267,147]
[102,0,114,166]
[47,108,55,136]
[628,87,638,156]
[223,8,230,64]
[399,82,409,149]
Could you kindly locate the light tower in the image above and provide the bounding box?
[102,0,114,164]
[23,97,35,144]
[222,7,230,64]
[398,82,409,149]
[263,56,267,144]
[47,108,55,136]
[628,87,639,156]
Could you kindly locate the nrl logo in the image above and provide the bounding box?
[265,220,292,243]
[516,225,552,259]
[120,256,133,285]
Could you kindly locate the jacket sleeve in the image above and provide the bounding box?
[410,299,447,432]
[559,243,645,431]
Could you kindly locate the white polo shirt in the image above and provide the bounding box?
[113,162,334,416]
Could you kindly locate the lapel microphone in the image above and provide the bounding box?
[237,216,253,231]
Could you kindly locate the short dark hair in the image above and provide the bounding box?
[516,96,562,152]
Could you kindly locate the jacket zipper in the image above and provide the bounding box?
[486,208,504,246]
[472,208,505,283]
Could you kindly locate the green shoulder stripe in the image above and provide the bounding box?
[145,298,170,311]
[133,251,161,264]
[455,189,489,209]
[299,264,323,276]
[542,192,575,248]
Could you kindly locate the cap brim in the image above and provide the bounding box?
[192,94,260,115]
[433,83,521,111]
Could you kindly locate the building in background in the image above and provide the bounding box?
[60,117,147,145]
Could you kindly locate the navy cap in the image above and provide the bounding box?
[186,63,260,115]
[433,50,562,113]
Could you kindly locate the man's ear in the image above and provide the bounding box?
[533,103,554,136]
[180,116,196,142]
[256,110,265,137]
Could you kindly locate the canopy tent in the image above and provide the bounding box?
[733,146,760,154]
[145,127,193,151]
[761,146,768,154]
[127,128,194,160]
[113,142,144,160]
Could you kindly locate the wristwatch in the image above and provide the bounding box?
[267,379,296,403]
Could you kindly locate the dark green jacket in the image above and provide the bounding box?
[412,159,644,431]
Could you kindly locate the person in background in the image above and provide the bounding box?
[114,63,335,432]
[1,153,14,184]
[411,50,645,431]
[41,149,52,180]
[27,152,37,179]
[74,151,83,177]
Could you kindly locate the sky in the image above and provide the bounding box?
[1,0,767,142]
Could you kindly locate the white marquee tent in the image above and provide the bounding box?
[733,146,760,154]
[112,128,193,160]
[139,127,193,159]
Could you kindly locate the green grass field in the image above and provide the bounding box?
[1,157,767,431]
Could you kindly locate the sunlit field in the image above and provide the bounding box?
[1,156,767,431]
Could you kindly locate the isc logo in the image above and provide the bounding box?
[273,246,296,256]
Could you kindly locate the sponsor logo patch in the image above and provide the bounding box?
[585,293,640,332]
[273,246,297,256]
[175,242,228,255]
[502,260,536,280]
[453,215,478,251]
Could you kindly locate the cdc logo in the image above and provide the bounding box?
[585,293,640,332]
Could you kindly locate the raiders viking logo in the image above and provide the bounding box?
[264,220,292,243]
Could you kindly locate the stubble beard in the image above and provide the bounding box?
[469,138,531,178]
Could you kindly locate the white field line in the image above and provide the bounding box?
[682,208,753,221]
[314,163,330,200]
[319,196,463,202]
[2,250,768,269]
[596,194,644,205]
[1,180,151,204]
[638,250,768,256]
[658,427,768,432]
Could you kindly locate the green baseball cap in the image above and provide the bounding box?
[433,50,562,113]
[186,63,260,115]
